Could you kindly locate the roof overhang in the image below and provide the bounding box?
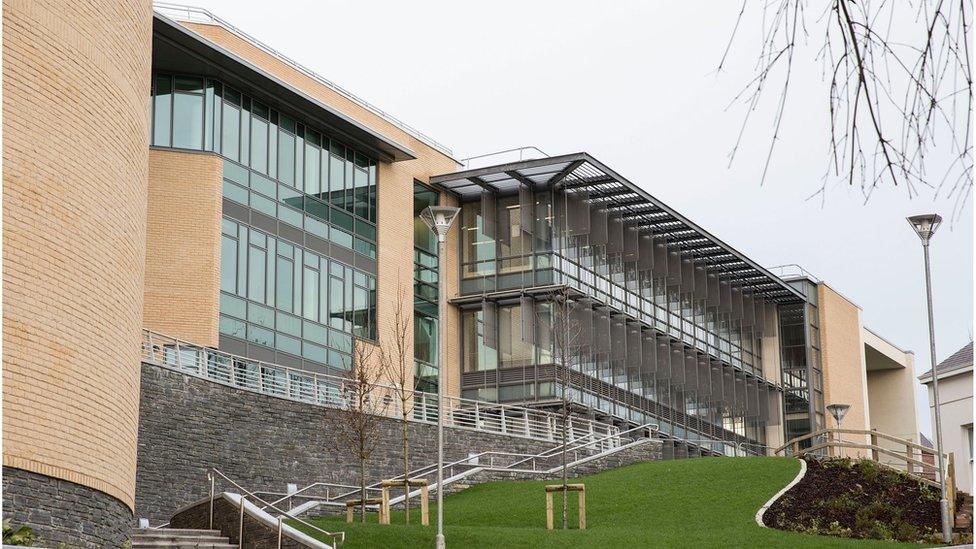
[431,152,805,303]
[863,327,913,371]
[919,364,973,384]
[152,12,416,163]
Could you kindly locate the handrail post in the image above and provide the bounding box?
[501,409,507,434]
[239,494,246,545]
[906,441,913,475]
[870,429,879,463]
[146,331,156,362]
[277,516,283,549]
[209,472,215,530]
[475,402,480,428]
[175,339,183,370]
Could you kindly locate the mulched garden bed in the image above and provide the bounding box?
[764,456,942,542]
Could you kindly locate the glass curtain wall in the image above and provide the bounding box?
[151,72,379,259]
[780,279,825,446]
[219,218,375,371]
[457,186,784,454]
[414,182,440,392]
[153,72,380,374]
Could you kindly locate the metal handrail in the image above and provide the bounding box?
[152,2,454,158]
[142,328,621,447]
[208,468,344,547]
[459,146,550,168]
[775,428,944,456]
[288,422,658,511]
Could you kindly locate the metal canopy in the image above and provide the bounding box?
[430,152,804,303]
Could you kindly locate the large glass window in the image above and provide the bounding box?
[462,310,498,372]
[172,77,204,149]
[497,196,530,274]
[461,201,495,277]
[218,219,376,371]
[498,304,534,367]
[150,72,378,254]
[152,75,172,146]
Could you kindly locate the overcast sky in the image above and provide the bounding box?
[183,0,973,436]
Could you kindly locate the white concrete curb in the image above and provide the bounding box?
[755,458,807,528]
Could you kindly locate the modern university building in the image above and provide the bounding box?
[2,2,923,546]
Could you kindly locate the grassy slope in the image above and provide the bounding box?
[293,457,924,548]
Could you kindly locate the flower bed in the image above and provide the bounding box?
[764,456,942,543]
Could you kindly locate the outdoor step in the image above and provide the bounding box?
[132,538,237,549]
[132,544,237,549]
[133,534,231,543]
[132,529,224,537]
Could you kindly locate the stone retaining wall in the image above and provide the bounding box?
[1,467,132,548]
[136,363,564,523]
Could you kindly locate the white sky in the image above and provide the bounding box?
[183,0,973,436]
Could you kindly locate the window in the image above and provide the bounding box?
[173,76,204,149]
[461,201,495,277]
[250,103,269,174]
[218,222,376,371]
[462,310,498,372]
[278,124,295,186]
[497,196,530,274]
[499,304,533,367]
[303,266,319,321]
[220,235,237,293]
[152,75,172,146]
[221,88,241,161]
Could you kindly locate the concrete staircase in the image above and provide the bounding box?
[131,528,238,548]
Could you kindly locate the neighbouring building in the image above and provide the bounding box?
[919,342,974,494]
[1,3,924,545]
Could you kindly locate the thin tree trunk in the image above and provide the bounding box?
[360,458,367,523]
[562,376,569,529]
[403,411,410,524]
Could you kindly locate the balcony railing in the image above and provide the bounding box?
[141,329,621,448]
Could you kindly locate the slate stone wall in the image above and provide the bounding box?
[135,363,562,523]
[1,467,133,548]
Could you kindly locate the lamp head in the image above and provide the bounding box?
[907,214,942,243]
[826,403,851,426]
[420,206,460,242]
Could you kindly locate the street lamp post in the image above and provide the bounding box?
[420,205,460,549]
[907,213,952,544]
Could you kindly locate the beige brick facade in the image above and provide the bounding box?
[143,148,224,347]
[818,284,872,456]
[177,22,461,396]
[2,0,152,510]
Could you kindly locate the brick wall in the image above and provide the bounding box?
[818,283,871,455]
[144,148,224,346]
[2,0,151,513]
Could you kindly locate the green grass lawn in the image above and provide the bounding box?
[291,457,931,548]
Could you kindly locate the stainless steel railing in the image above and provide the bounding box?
[207,468,344,548]
[277,422,658,513]
[141,329,622,447]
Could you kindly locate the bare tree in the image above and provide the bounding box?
[327,341,390,522]
[540,286,582,530]
[378,279,416,523]
[720,0,972,214]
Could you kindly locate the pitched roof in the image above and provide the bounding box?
[920,433,934,449]
[918,341,973,381]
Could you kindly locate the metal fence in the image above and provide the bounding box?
[142,329,621,447]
